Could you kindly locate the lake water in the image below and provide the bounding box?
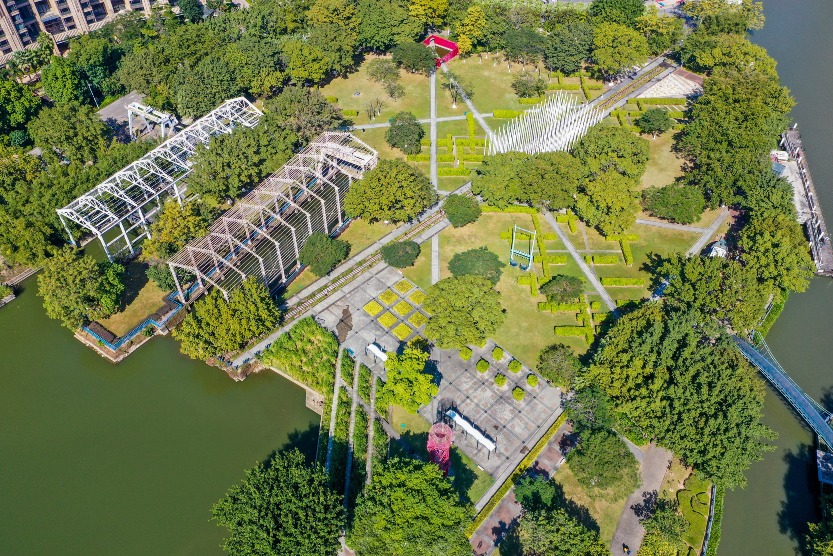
[720,1,833,554]
[0,279,318,555]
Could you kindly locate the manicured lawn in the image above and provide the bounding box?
[283,267,319,299]
[555,462,629,544]
[678,473,712,552]
[389,405,494,504]
[441,58,537,116]
[321,55,430,124]
[438,176,471,193]
[399,240,432,291]
[353,126,405,161]
[640,131,685,190]
[97,261,166,337]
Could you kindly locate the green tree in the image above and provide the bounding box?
[642,184,705,225]
[173,277,281,359]
[385,111,425,154]
[211,449,343,556]
[348,458,471,556]
[739,214,814,293]
[187,116,297,201]
[540,274,584,304]
[679,31,777,78]
[264,86,344,144]
[574,169,639,237]
[37,246,125,329]
[443,194,481,227]
[740,169,796,219]
[261,317,339,394]
[567,428,640,497]
[146,264,177,291]
[682,0,764,31]
[588,0,645,27]
[642,500,687,549]
[536,343,581,388]
[6,35,53,78]
[543,22,594,75]
[454,5,486,56]
[424,275,505,349]
[178,0,204,23]
[299,232,349,276]
[591,22,649,78]
[408,0,448,30]
[41,57,88,105]
[574,125,649,180]
[448,247,505,285]
[636,107,674,138]
[807,493,833,556]
[0,80,41,135]
[357,0,422,52]
[66,35,124,99]
[516,508,608,556]
[308,0,361,77]
[28,102,112,163]
[173,55,240,118]
[392,42,437,74]
[380,240,421,268]
[344,159,437,223]
[590,304,776,488]
[381,344,438,412]
[141,200,212,262]
[367,58,400,85]
[564,386,616,432]
[636,7,684,55]
[281,40,330,85]
[502,28,546,68]
[511,72,548,98]
[472,152,583,209]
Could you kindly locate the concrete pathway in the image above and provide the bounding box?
[324,348,344,473]
[610,445,673,556]
[686,208,729,256]
[543,212,617,313]
[469,419,569,556]
[431,235,440,284]
[365,368,378,483]
[635,218,706,234]
[349,113,489,131]
[342,358,361,511]
[440,63,493,136]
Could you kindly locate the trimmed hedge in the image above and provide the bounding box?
[527,374,538,387]
[456,138,486,147]
[555,325,594,344]
[459,154,484,162]
[518,273,539,296]
[481,204,538,214]
[494,373,507,387]
[518,97,544,104]
[585,254,619,265]
[621,241,634,265]
[512,386,526,401]
[465,411,568,536]
[460,346,473,361]
[467,111,476,139]
[590,301,601,311]
[438,166,472,176]
[493,109,523,119]
[533,254,569,265]
[547,83,580,91]
[600,277,645,287]
[420,138,432,146]
[437,153,455,162]
[476,358,489,373]
[538,302,584,313]
[509,359,521,373]
[492,346,504,361]
[636,97,687,107]
[325,96,338,103]
[407,153,431,162]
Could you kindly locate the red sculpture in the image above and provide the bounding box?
[427,422,454,476]
[422,35,460,67]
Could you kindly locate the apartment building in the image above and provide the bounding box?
[0,0,163,62]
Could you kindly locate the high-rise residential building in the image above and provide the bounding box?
[0,0,164,63]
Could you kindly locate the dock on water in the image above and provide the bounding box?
[780,126,833,275]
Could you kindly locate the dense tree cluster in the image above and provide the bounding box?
[642,184,705,225]
[448,247,505,285]
[345,159,436,223]
[299,232,350,277]
[536,343,581,389]
[380,343,438,413]
[260,317,339,394]
[424,275,505,349]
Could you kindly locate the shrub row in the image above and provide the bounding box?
[438,153,455,162]
[438,167,472,176]
[547,83,580,91]
[517,273,539,296]
[533,254,568,265]
[554,325,594,344]
[493,109,523,119]
[481,204,538,214]
[519,97,544,104]
[621,240,634,265]
[459,154,484,162]
[325,96,338,103]
[341,109,360,117]
[600,277,644,287]
[467,111,476,139]
[667,110,686,119]
[465,412,569,535]
[407,153,430,162]
[420,138,432,146]
[584,254,619,265]
[606,234,639,242]
[456,138,486,147]
[538,302,584,313]
[590,301,602,311]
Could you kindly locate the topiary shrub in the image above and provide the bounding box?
[527,374,538,387]
[509,359,522,373]
[476,359,489,373]
[492,346,504,361]
[443,194,482,228]
[494,373,507,387]
[460,346,473,361]
[299,232,349,276]
[512,386,526,401]
[380,240,421,268]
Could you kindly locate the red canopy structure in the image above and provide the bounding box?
[422,34,459,67]
[427,422,454,476]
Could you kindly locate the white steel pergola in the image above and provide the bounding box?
[167,132,378,304]
[56,97,263,261]
[486,92,603,156]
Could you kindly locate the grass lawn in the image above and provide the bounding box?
[400,240,432,291]
[97,261,166,337]
[321,55,430,124]
[282,267,319,299]
[554,462,629,544]
[441,58,540,116]
[438,176,471,193]
[389,405,494,504]
[640,131,685,190]
[353,126,405,161]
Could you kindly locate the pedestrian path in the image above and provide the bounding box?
[635,218,706,233]
[686,208,729,256]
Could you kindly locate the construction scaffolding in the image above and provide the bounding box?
[167,132,378,303]
[486,92,603,156]
[56,97,263,261]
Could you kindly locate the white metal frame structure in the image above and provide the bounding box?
[127,102,179,139]
[56,98,263,261]
[167,132,378,304]
[486,92,603,156]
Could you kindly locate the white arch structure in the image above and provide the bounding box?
[56,98,263,261]
[167,132,378,304]
[486,92,603,156]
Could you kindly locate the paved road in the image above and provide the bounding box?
[686,208,729,256]
[543,212,617,312]
[610,445,673,556]
[635,218,706,233]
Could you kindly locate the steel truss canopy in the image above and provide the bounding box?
[56,98,263,261]
[167,132,378,303]
[486,92,603,156]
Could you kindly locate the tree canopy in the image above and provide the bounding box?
[299,232,350,277]
[739,214,814,293]
[380,344,438,412]
[543,22,594,75]
[211,449,343,556]
[424,275,505,349]
[344,159,436,223]
[574,125,649,180]
[448,247,505,285]
[0,80,41,136]
[385,111,425,154]
[536,343,581,389]
[380,240,421,268]
[392,42,436,74]
[566,428,640,498]
[642,184,705,225]
[588,0,645,27]
[574,169,639,237]
[28,102,112,164]
[443,193,481,228]
[264,86,345,144]
[141,200,213,262]
[636,107,674,138]
[591,22,649,77]
[261,317,339,395]
[540,274,584,304]
[348,458,471,556]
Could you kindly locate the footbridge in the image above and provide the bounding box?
[734,332,833,448]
